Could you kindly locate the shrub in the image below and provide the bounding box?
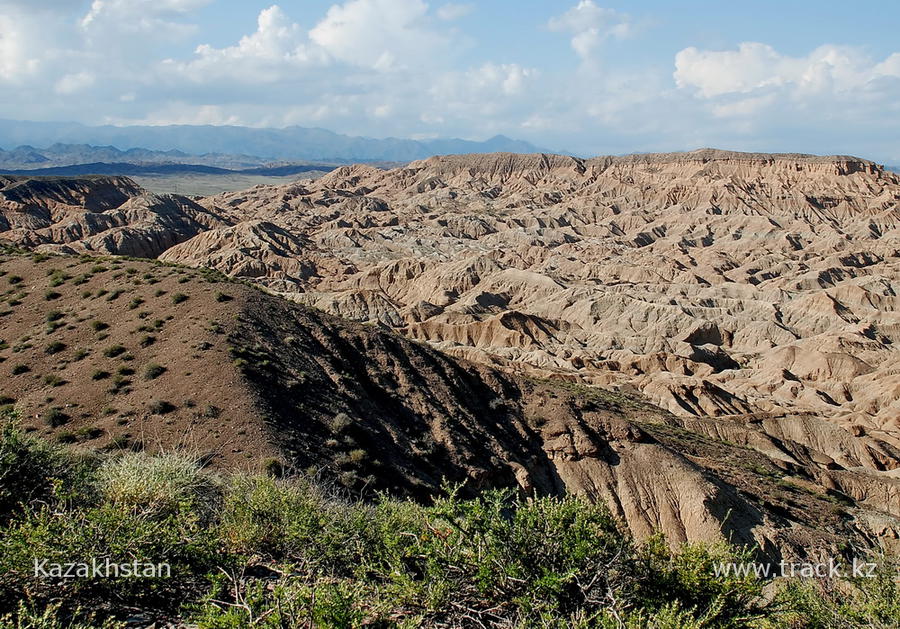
[144,363,166,380]
[348,449,367,464]
[172,293,189,305]
[214,291,233,302]
[262,458,284,477]
[43,374,65,387]
[90,321,109,332]
[98,452,220,520]
[203,405,221,418]
[108,375,132,395]
[148,399,176,415]
[45,310,64,323]
[8,275,22,285]
[92,370,111,381]
[44,290,61,300]
[43,407,69,427]
[0,421,67,519]
[76,426,104,440]
[45,341,66,355]
[103,345,126,358]
[11,364,29,375]
[139,334,156,348]
[56,431,77,444]
[128,297,145,310]
[331,413,352,433]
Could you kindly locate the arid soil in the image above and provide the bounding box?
[2,149,899,558]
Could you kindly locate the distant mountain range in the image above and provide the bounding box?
[0,120,547,164]
[0,160,334,178]
[0,142,281,170]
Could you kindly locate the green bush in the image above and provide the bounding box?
[103,345,126,358]
[98,453,220,521]
[43,407,69,427]
[0,430,893,627]
[143,364,166,380]
[0,421,66,519]
[45,341,66,355]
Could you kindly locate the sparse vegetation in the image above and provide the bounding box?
[331,412,352,433]
[148,399,177,415]
[143,363,166,380]
[43,374,66,387]
[43,407,69,427]
[45,341,66,355]
[103,345,127,358]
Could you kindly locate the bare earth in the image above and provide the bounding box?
[2,149,899,558]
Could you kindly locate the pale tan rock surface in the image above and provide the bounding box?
[3,151,899,553]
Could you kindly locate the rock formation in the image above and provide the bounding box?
[3,150,899,553]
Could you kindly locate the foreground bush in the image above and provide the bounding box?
[0,421,895,627]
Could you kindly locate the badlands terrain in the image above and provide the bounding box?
[1,148,899,557]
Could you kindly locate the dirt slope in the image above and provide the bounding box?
[0,247,897,561]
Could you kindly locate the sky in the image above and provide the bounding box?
[1,0,899,161]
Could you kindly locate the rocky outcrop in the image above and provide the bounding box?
[0,175,229,258]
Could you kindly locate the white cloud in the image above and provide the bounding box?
[548,1,630,61]
[0,14,39,80]
[309,0,445,71]
[55,71,96,95]
[674,43,900,99]
[166,5,323,83]
[0,0,898,163]
[81,0,212,32]
[436,3,472,21]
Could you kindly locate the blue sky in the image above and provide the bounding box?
[1,0,899,161]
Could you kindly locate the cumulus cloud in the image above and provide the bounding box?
[309,0,446,71]
[166,5,323,83]
[0,14,39,80]
[0,0,898,162]
[548,1,630,61]
[675,43,900,99]
[80,0,213,40]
